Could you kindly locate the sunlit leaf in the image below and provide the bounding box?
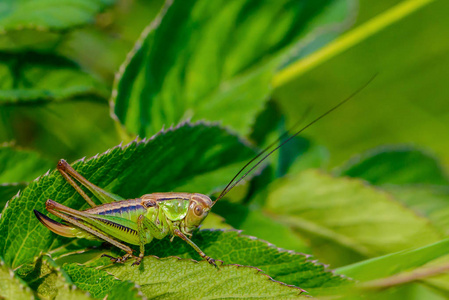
[0,122,255,268]
[265,170,442,266]
[113,0,353,137]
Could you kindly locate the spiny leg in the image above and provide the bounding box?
[57,159,124,205]
[174,229,217,267]
[46,199,135,263]
[57,160,96,207]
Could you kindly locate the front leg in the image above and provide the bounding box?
[174,229,217,267]
[134,214,170,266]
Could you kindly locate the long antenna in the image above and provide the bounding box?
[212,75,377,205]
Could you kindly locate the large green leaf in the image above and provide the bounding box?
[140,230,347,294]
[336,146,449,235]
[112,0,354,137]
[336,146,449,185]
[0,0,115,51]
[0,52,108,105]
[54,230,347,296]
[103,256,305,299]
[0,122,255,268]
[265,170,442,266]
[63,264,142,299]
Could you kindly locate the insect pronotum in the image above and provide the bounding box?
[34,77,375,266]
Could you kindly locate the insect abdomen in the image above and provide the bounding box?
[84,199,148,223]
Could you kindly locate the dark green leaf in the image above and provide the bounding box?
[112,0,350,137]
[106,280,143,300]
[0,52,108,105]
[64,264,143,299]
[337,146,449,185]
[0,0,115,51]
[0,122,255,268]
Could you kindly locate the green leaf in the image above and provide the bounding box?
[213,201,310,253]
[336,146,449,185]
[265,170,442,266]
[0,52,108,105]
[141,230,347,294]
[335,238,449,282]
[0,0,115,51]
[384,185,449,235]
[63,263,117,298]
[63,264,143,299]
[106,280,143,300]
[16,255,93,300]
[0,257,34,300]
[112,0,352,137]
[57,230,346,296]
[104,256,305,299]
[336,147,449,235]
[0,122,255,268]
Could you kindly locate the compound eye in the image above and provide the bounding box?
[194,206,203,216]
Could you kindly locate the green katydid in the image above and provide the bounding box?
[34,77,375,266]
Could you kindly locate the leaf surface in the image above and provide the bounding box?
[140,230,347,294]
[337,146,449,185]
[265,170,442,266]
[385,185,449,235]
[0,0,115,51]
[57,230,347,296]
[63,264,143,299]
[0,122,255,268]
[105,256,305,299]
[0,52,108,105]
[112,0,351,137]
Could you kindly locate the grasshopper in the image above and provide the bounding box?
[34,78,374,266]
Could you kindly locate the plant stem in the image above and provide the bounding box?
[272,0,435,89]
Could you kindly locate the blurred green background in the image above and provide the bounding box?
[1,0,447,171]
[1,0,449,298]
